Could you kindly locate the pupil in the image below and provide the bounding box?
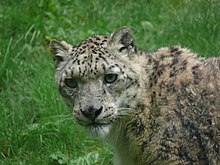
[105,74,117,83]
[65,78,77,88]
[109,75,114,80]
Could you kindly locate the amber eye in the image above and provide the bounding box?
[64,78,78,88]
[104,74,118,83]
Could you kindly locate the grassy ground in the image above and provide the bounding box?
[0,0,219,164]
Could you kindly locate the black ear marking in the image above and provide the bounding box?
[119,29,133,47]
[49,40,72,67]
[53,55,64,63]
[119,46,127,52]
[108,26,135,52]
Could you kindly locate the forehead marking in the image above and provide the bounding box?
[66,36,113,79]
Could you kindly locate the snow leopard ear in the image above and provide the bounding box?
[49,40,72,67]
[108,26,135,53]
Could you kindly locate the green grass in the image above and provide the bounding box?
[0,0,219,164]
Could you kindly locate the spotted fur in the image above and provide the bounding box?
[50,27,220,165]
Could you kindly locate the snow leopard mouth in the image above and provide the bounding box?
[76,119,111,126]
[89,125,111,136]
[82,122,112,136]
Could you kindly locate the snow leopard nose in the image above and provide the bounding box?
[81,106,103,121]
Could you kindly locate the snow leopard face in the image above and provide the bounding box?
[50,27,141,136]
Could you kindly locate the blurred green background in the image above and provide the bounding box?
[0,0,219,164]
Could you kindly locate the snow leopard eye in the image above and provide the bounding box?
[64,78,78,88]
[104,74,118,83]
